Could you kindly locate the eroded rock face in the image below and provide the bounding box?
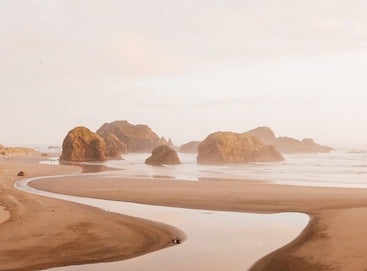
[60,126,106,162]
[245,127,333,154]
[179,141,201,153]
[197,131,284,164]
[97,120,166,152]
[145,145,181,165]
[103,133,127,159]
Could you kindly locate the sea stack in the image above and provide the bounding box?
[97,120,167,152]
[60,126,106,162]
[245,126,333,154]
[101,133,127,159]
[178,141,201,153]
[145,145,181,165]
[197,131,284,164]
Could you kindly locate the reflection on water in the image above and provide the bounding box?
[16,176,308,271]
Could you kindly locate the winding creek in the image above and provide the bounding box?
[15,173,309,271]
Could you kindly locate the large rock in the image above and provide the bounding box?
[97,120,166,152]
[245,127,333,154]
[103,133,127,159]
[197,131,284,164]
[145,145,181,165]
[60,126,106,162]
[179,141,201,153]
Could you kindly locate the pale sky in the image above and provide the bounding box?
[1,1,367,146]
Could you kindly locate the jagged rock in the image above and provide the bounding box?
[168,138,174,147]
[179,141,201,153]
[245,127,333,154]
[97,120,166,152]
[197,131,284,164]
[103,133,127,159]
[60,126,106,162]
[145,145,181,165]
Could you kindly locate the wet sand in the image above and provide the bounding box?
[0,206,9,224]
[31,173,367,271]
[18,176,308,271]
[0,157,184,271]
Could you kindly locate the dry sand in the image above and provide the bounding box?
[0,156,184,271]
[31,174,367,271]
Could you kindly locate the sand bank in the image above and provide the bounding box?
[18,176,308,271]
[0,156,184,271]
[31,173,367,271]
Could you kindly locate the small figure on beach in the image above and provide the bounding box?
[17,171,25,176]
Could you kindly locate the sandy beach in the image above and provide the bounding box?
[0,206,9,224]
[31,172,367,271]
[0,156,184,271]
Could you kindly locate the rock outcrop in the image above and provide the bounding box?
[60,126,106,162]
[179,141,201,153]
[101,133,127,159]
[245,127,333,154]
[0,145,38,158]
[145,145,181,165]
[97,120,166,152]
[197,131,284,164]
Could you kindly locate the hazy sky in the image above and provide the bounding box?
[1,1,367,146]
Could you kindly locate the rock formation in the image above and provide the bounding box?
[97,120,167,152]
[145,145,181,165]
[0,145,38,158]
[179,141,201,153]
[101,133,127,159]
[245,127,333,154]
[60,126,106,162]
[197,131,284,164]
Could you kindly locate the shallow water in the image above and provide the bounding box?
[98,149,367,188]
[16,175,308,271]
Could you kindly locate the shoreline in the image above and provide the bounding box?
[0,156,184,271]
[31,173,367,270]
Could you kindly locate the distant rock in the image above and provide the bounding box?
[145,145,181,165]
[0,145,38,158]
[97,120,166,152]
[60,126,106,162]
[103,133,127,159]
[245,127,277,144]
[179,141,201,153]
[168,138,174,147]
[47,145,60,149]
[245,127,333,154]
[197,131,284,164]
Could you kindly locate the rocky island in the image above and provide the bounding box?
[245,127,333,154]
[97,120,169,152]
[197,131,284,164]
[145,145,181,165]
